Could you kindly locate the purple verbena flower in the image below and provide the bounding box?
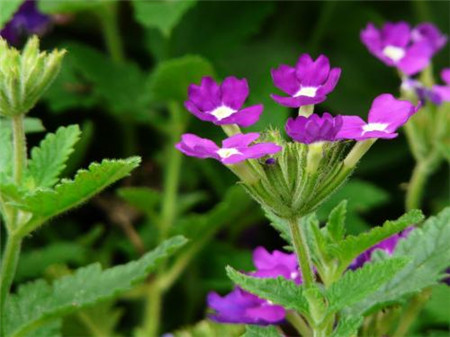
[185,76,263,127]
[0,0,51,45]
[401,77,443,105]
[336,94,419,141]
[350,227,414,269]
[271,54,341,108]
[175,133,281,165]
[207,247,300,325]
[285,113,343,144]
[361,22,446,76]
[432,68,450,102]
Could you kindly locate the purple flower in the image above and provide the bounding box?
[350,227,414,269]
[175,133,281,165]
[402,78,443,105]
[361,22,446,76]
[185,76,263,127]
[336,94,418,141]
[285,113,343,144]
[0,0,51,45]
[432,68,450,102]
[271,54,341,108]
[207,247,301,325]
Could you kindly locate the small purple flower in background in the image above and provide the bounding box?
[286,113,343,144]
[337,94,418,141]
[361,22,446,76]
[207,247,301,325]
[185,76,263,127]
[432,68,450,102]
[350,227,414,269]
[271,54,341,108]
[401,78,442,105]
[175,133,281,165]
[0,0,51,45]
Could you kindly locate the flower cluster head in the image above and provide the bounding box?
[271,54,341,107]
[0,0,51,45]
[207,247,301,325]
[185,76,263,127]
[361,22,447,76]
[286,113,343,144]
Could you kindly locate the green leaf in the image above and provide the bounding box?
[0,0,22,27]
[334,209,424,269]
[329,315,363,337]
[0,118,12,182]
[423,285,450,325]
[150,55,215,103]
[14,157,141,233]
[27,125,81,188]
[227,267,309,315]
[242,325,281,337]
[23,118,45,133]
[171,319,244,337]
[326,200,347,242]
[326,258,409,313]
[38,0,104,13]
[117,187,161,216]
[30,320,62,337]
[4,236,187,337]
[346,207,450,316]
[132,0,196,36]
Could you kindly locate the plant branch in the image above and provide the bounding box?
[288,218,315,287]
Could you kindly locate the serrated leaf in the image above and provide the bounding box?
[326,200,347,242]
[14,157,141,234]
[242,325,281,337]
[329,315,363,337]
[132,0,196,36]
[327,258,409,313]
[0,0,22,27]
[150,55,215,103]
[27,125,81,188]
[346,207,450,316]
[334,209,424,269]
[226,267,309,315]
[4,235,187,337]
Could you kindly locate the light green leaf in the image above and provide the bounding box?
[227,267,309,315]
[334,209,424,269]
[0,0,22,27]
[242,325,281,337]
[171,319,244,337]
[329,315,363,337]
[327,258,409,313]
[27,125,81,188]
[14,157,141,234]
[0,119,12,182]
[23,118,45,133]
[4,236,187,337]
[326,200,347,242]
[38,0,104,13]
[132,0,196,36]
[423,284,450,325]
[347,207,450,316]
[150,55,215,103]
[28,320,62,337]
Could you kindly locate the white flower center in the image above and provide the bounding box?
[290,272,298,279]
[210,105,236,120]
[383,45,405,62]
[362,123,388,134]
[217,148,241,158]
[294,86,318,98]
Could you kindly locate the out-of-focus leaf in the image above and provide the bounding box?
[117,186,161,216]
[38,0,104,13]
[0,0,22,27]
[422,284,450,325]
[132,0,196,37]
[242,325,281,337]
[23,118,45,133]
[171,319,244,337]
[329,315,363,337]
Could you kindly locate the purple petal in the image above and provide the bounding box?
[433,85,450,102]
[271,64,299,96]
[295,54,315,82]
[241,143,282,160]
[221,104,263,127]
[270,93,326,108]
[220,76,249,110]
[184,101,218,123]
[367,94,417,131]
[412,23,447,52]
[297,54,331,86]
[187,77,221,111]
[175,134,219,160]
[441,68,450,84]
[317,68,341,96]
[398,41,434,76]
[382,22,411,47]
[335,116,366,140]
[361,23,384,58]
[222,133,260,148]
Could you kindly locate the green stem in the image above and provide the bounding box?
[98,2,124,63]
[286,311,312,337]
[405,162,430,211]
[288,218,315,287]
[140,282,162,337]
[12,115,27,186]
[0,234,22,334]
[343,139,376,168]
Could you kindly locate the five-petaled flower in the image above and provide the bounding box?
[337,94,419,141]
[175,133,281,165]
[207,247,301,325]
[361,22,447,76]
[286,113,343,144]
[271,54,341,108]
[185,76,263,127]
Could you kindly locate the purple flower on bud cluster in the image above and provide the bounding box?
[350,227,414,269]
[208,247,301,325]
[0,0,51,45]
[432,68,450,103]
[401,78,443,105]
[286,113,343,144]
[271,54,341,108]
[176,133,281,165]
[337,94,418,141]
[361,22,447,76]
[185,76,263,127]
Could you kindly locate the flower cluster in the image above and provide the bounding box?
[0,0,51,45]
[402,68,450,105]
[207,247,301,325]
[361,22,446,76]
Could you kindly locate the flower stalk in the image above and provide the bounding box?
[288,218,315,287]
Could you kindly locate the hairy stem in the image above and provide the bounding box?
[12,115,27,186]
[286,311,312,337]
[288,218,315,287]
[405,162,430,211]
